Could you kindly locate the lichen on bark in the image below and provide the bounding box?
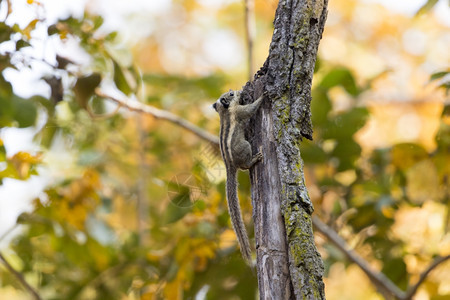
[243,0,329,299]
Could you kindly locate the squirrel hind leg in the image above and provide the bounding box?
[239,150,262,169]
[248,152,263,168]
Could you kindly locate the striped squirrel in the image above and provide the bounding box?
[213,89,264,265]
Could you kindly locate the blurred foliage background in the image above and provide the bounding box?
[0,0,449,299]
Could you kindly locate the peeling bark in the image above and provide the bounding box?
[241,0,328,298]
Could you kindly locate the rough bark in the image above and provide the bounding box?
[241,0,329,298]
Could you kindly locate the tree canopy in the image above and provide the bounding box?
[0,0,449,299]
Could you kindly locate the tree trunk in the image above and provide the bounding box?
[241,0,328,298]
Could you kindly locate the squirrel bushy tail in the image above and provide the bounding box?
[226,166,252,265]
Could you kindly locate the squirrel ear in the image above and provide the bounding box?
[220,97,230,109]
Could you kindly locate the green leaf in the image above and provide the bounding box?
[391,143,428,171]
[105,31,118,42]
[93,15,104,30]
[87,95,106,115]
[0,163,18,180]
[36,120,58,148]
[322,107,369,140]
[47,24,58,35]
[438,81,450,94]
[435,116,450,149]
[320,67,360,96]
[31,95,54,116]
[166,180,192,208]
[113,60,132,95]
[73,73,102,109]
[0,96,13,127]
[12,97,37,128]
[332,138,361,171]
[311,89,331,126]
[0,139,6,161]
[416,0,439,16]
[164,200,192,224]
[348,203,378,229]
[301,140,328,164]
[406,159,440,205]
[0,73,13,96]
[164,180,195,223]
[0,22,13,43]
[428,70,450,93]
[0,92,37,128]
[382,258,408,289]
[430,70,449,82]
[185,252,257,299]
[16,39,31,50]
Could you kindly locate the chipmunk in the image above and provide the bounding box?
[213,89,264,265]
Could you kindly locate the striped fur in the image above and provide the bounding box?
[214,90,263,265]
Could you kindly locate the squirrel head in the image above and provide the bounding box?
[213,90,240,113]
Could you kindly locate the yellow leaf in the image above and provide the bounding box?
[219,229,237,250]
[10,152,41,178]
[194,256,208,272]
[89,241,110,270]
[83,168,101,189]
[58,201,87,230]
[391,143,427,171]
[406,160,440,204]
[12,151,42,164]
[193,241,215,260]
[164,280,182,300]
[146,247,171,262]
[23,19,39,39]
[141,286,158,300]
[140,294,151,300]
[381,205,395,218]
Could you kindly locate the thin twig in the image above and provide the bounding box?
[0,223,18,244]
[403,255,450,300]
[95,89,220,147]
[244,0,256,81]
[313,216,450,300]
[0,251,42,300]
[2,0,12,22]
[312,216,405,299]
[86,101,122,120]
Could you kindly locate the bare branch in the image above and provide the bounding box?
[0,251,42,300]
[313,217,450,300]
[403,255,450,300]
[95,89,220,147]
[312,216,405,299]
[244,0,255,81]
